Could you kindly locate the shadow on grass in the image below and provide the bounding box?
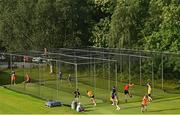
[63,104,71,107]
[0,71,11,85]
[0,71,28,85]
[84,109,94,112]
[63,103,94,113]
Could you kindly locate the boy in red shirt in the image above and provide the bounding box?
[124,82,134,103]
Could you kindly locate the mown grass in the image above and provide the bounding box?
[0,67,180,114]
[0,87,180,114]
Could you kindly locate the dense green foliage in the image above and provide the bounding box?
[0,0,92,51]
[0,0,179,84]
[0,0,179,51]
[0,1,179,113]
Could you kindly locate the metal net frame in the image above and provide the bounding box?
[0,51,117,104]
[45,48,156,98]
[48,47,180,96]
[1,47,179,105]
[29,50,118,102]
[87,46,180,92]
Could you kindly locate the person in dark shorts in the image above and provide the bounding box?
[147,82,152,101]
[58,71,62,80]
[111,86,117,105]
[112,86,116,94]
[87,90,96,106]
[111,92,120,110]
[124,82,134,103]
[74,89,80,101]
[67,74,72,87]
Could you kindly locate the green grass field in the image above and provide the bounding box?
[0,87,180,114]
[0,67,180,114]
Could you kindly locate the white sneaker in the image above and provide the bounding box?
[116,107,120,111]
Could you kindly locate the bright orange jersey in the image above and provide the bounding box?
[142,96,149,105]
[87,90,93,97]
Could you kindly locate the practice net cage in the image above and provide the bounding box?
[0,47,179,106]
[49,47,180,97]
[86,47,180,94]
[48,48,155,98]
[0,51,117,105]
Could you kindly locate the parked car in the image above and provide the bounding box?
[32,57,46,63]
[32,57,39,63]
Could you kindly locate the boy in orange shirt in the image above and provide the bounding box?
[24,73,31,83]
[87,90,96,106]
[11,71,16,85]
[141,95,150,112]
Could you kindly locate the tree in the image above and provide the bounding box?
[91,0,117,47]
[109,0,139,48]
[0,0,93,51]
[143,0,180,52]
[0,0,18,51]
